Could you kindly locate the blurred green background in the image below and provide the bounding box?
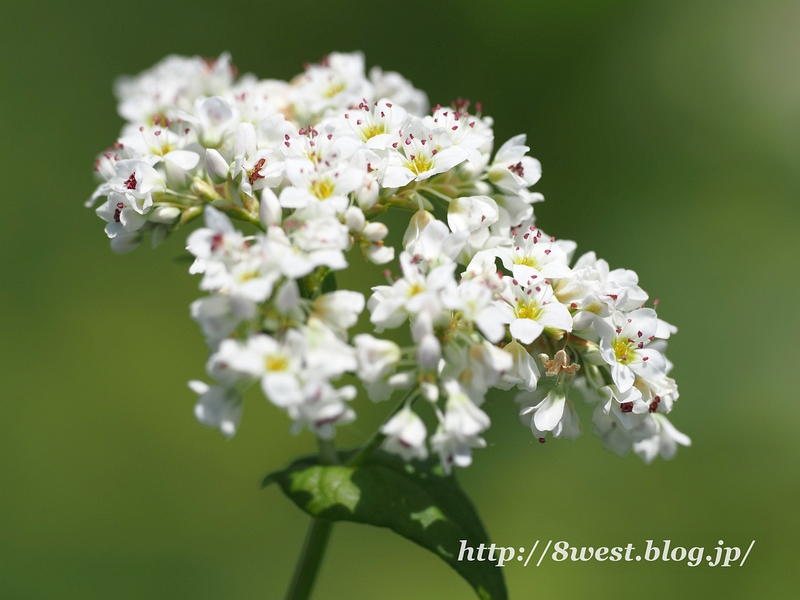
[1,0,799,598]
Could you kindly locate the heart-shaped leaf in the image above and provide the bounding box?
[265,449,507,599]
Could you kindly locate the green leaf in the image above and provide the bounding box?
[264,450,507,600]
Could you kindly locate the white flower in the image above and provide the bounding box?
[381,407,428,461]
[402,213,468,267]
[279,155,365,213]
[291,52,373,121]
[430,380,491,473]
[287,381,357,439]
[499,278,573,344]
[310,291,365,335]
[599,384,650,430]
[179,96,239,149]
[594,308,667,392]
[353,334,401,401]
[424,105,491,166]
[368,253,456,331]
[518,387,582,441]
[188,381,243,439]
[339,98,407,148]
[382,116,470,188]
[496,341,540,391]
[488,134,542,192]
[227,333,304,407]
[269,203,350,277]
[190,294,256,350]
[496,225,572,283]
[632,414,691,463]
[231,122,284,196]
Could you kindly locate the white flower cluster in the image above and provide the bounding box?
[89,51,689,471]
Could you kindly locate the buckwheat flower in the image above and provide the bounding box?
[340,98,407,148]
[186,206,245,275]
[557,251,648,330]
[269,203,351,277]
[118,53,237,124]
[279,155,365,213]
[632,414,691,463]
[447,195,500,239]
[179,96,239,149]
[232,122,284,196]
[424,105,491,165]
[353,334,402,401]
[599,384,650,430]
[119,125,201,182]
[451,342,514,404]
[287,381,357,439]
[291,52,374,121]
[518,386,582,441]
[487,134,542,192]
[461,249,507,295]
[403,215,468,267]
[431,381,491,473]
[496,225,572,283]
[95,192,149,238]
[442,280,509,343]
[594,308,667,392]
[297,319,358,379]
[499,278,573,345]
[206,338,255,386]
[108,159,166,213]
[381,406,429,461]
[367,253,457,331]
[190,294,256,350]
[188,380,243,439]
[496,341,540,391]
[227,333,304,407]
[382,117,470,188]
[310,291,365,336]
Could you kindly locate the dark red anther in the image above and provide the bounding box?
[508,162,524,177]
[620,402,634,413]
[124,173,137,190]
[248,158,266,185]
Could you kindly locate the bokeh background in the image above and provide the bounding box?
[2,1,799,598]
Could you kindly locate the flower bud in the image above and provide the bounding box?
[362,222,388,242]
[205,149,230,183]
[403,209,435,250]
[191,177,221,201]
[365,243,394,265]
[149,205,181,224]
[416,334,441,371]
[355,174,380,210]
[259,188,283,227]
[344,206,366,232]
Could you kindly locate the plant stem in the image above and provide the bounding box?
[283,518,333,600]
[284,438,339,600]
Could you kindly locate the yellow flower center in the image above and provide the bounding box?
[516,300,542,321]
[362,123,384,140]
[407,282,425,297]
[613,339,636,363]
[310,179,335,200]
[265,354,289,372]
[323,81,346,99]
[407,154,433,175]
[515,255,539,269]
